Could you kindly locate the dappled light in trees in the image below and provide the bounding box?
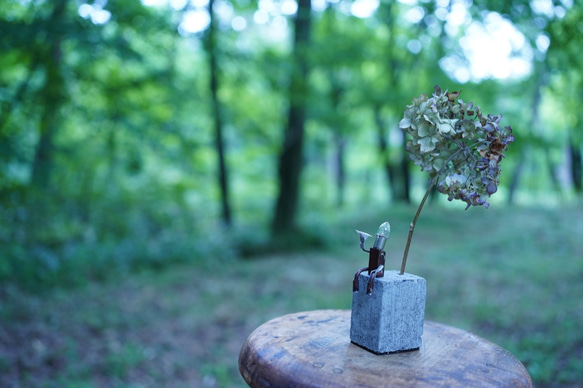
[0,0,580,284]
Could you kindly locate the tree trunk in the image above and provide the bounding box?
[400,137,411,203]
[30,0,67,190]
[570,136,582,194]
[372,104,410,203]
[508,146,526,204]
[372,103,392,196]
[328,72,345,208]
[373,1,410,204]
[207,0,232,226]
[544,146,562,196]
[333,133,346,208]
[271,0,312,236]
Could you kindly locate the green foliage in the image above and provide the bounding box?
[0,0,581,288]
[0,182,230,291]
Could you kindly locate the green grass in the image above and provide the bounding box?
[1,203,582,387]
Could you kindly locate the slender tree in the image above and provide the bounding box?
[206,0,232,226]
[310,4,361,209]
[546,2,583,197]
[272,0,312,236]
[30,0,67,190]
[569,137,582,194]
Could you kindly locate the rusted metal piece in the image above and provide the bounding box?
[367,248,385,278]
[356,230,372,253]
[353,267,369,292]
[366,265,384,295]
[353,248,386,294]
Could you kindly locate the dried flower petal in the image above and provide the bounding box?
[400,85,514,209]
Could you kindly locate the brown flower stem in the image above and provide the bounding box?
[398,142,472,275]
[400,182,435,275]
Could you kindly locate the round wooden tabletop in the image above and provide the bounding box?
[239,309,533,388]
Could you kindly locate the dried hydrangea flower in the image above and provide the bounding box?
[399,85,514,209]
[397,85,514,274]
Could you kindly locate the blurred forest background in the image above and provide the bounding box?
[1,0,582,387]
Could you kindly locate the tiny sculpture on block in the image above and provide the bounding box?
[350,222,426,355]
[352,221,390,295]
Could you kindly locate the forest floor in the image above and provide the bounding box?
[1,205,583,387]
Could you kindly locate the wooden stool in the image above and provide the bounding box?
[239,310,533,387]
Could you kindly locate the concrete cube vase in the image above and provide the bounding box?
[350,270,426,354]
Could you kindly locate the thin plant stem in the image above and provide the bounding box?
[400,182,435,275]
[398,139,475,275]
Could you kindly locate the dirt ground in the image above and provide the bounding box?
[0,253,351,387]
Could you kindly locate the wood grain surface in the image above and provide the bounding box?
[239,310,533,387]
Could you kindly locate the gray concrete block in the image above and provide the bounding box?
[350,270,426,354]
